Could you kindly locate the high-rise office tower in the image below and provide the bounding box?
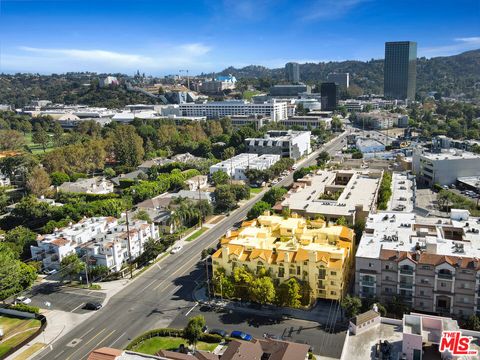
[384,41,417,100]
[320,82,338,111]
[285,62,300,83]
[327,73,350,88]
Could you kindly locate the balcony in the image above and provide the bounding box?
[361,280,376,287]
[400,268,414,275]
[437,273,453,280]
[399,282,414,290]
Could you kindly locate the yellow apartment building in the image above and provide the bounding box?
[212,214,354,301]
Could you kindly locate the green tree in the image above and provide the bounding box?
[341,294,362,318]
[250,277,276,304]
[336,217,347,226]
[60,254,85,282]
[0,187,9,214]
[4,226,37,260]
[466,315,480,331]
[137,238,163,264]
[276,278,302,308]
[52,122,64,147]
[111,125,144,167]
[50,171,70,186]
[104,167,116,178]
[0,130,26,150]
[184,315,206,348]
[133,210,152,223]
[211,170,230,186]
[221,147,236,160]
[26,166,51,196]
[317,151,331,167]
[0,243,37,300]
[247,201,271,220]
[32,124,50,152]
[262,187,287,206]
[89,265,110,279]
[214,185,238,212]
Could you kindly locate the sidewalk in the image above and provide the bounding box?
[192,284,345,326]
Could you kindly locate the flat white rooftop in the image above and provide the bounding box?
[356,211,480,259]
[419,149,480,161]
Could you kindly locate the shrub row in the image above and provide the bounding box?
[126,328,223,350]
[6,303,40,314]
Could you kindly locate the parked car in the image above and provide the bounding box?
[84,302,102,310]
[209,328,227,337]
[170,245,183,254]
[43,269,57,275]
[16,296,31,304]
[230,331,252,341]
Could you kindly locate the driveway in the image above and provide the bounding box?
[25,283,106,314]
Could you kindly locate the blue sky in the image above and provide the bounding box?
[0,0,479,75]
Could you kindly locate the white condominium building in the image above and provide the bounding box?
[179,100,288,121]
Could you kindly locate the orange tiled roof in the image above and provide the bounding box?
[50,238,70,247]
[339,226,354,241]
[212,249,222,259]
[295,248,309,262]
[250,249,273,263]
[87,347,122,360]
[227,244,244,257]
[329,258,344,269]
[316,251,331,263]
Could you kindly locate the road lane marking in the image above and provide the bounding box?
[140,280,157,292]
[78,329,116,360]
[185,302,198,316]
[70,303,85,313]
[110,332,126,346]
[65,328,106,360]
[53,349,65,359]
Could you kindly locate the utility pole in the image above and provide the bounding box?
[205,256,211,301]
[85,251,90,288]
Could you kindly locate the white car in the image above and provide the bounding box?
[16,296,32,304]
[170,245,183,254]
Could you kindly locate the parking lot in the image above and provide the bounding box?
[169,303,347,359]
[24,282,106,314]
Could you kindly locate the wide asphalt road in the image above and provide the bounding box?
[34,131,348,360]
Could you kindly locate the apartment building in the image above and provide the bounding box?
[355,210,480,318]
[212,214,355,301]
[245,130,311,160]
[354,111,409,129]
[179,100,288,121]
[412,148,480,186]
[209,153,280,180]
[279,170,382,225]
[31,216,158,272]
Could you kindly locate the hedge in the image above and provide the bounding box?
[7,303,40,314]
[125,328,223,350]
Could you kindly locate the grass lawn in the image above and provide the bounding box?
[0,316,42,358]
[185,227,208,242]
[131,336,219,355]
[24,132,55,154]
[250,187,263,195]
[13,342,46,360]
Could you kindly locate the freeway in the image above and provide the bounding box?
[33,131,347,360]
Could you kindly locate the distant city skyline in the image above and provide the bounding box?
[0,0,479,74]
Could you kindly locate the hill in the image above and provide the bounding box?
[217,49,480,99]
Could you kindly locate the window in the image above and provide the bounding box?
[331,271,337,276]
[422,265,431,270]
[419,301,424,307]
[297,266,301,275]
[278,267,285,278]
[331,291,336,295]
[303,261,308,266]
[440,282,446,287]
[369,263,374,268]
[420,290,425,296]
[331,281,336,286]
[385,287,391,293]
[385,276,391,281]
[318,268,326,279]
[385,264,390,270]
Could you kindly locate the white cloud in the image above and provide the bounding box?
[1,43,213,74]
[420,37,480,57]
[302,0,370,21]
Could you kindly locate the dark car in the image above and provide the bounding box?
[84,302,102,310]
[230,330,252,341]
[209,328,227,337]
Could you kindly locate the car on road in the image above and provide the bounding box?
[230,330,252,341]
[84,302,102,310]
[16,296,32,304]
[170,245,183,254]
[209,328,227,337]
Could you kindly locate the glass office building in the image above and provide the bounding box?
[384,41,417,100]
